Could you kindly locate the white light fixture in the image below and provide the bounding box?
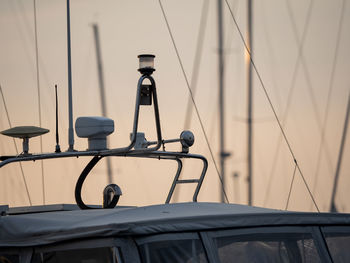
[138,54,155,75]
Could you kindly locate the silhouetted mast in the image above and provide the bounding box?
[330,92,350,212]
[247,0,253,206]
[217,0,227,202]
[92,24,113,184]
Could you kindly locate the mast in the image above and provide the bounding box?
[247,0,253,206]
[330,92,350,212]
[66,0,74,151]
[218,0,227,203]
[92,24,113,184]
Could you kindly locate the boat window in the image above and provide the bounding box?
[207,228,322,263]
[0,254,19,263]
[137,233,208,263]
[32,247,122,263]
[322,226,350,263]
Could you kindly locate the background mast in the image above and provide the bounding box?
[247,0,253,206]
[92,24,113,184]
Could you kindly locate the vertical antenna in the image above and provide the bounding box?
[66,0,74,151]
[55,85,61,153]
[247,0,253,206]
[92,23,113,184]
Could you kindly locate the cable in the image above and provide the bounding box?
[311,0,346,202]
[330,91,350,212]
[158,0,229,203]
[224,0,320,211]
[287,0,335,172]
[285,0,334,179]
[172,0,209,203]
[263,0,314,206]
[33,0,46,205]
[183,0,209,130]
[0,85,32,206]
[285,161,297,210]
[14,1,58,116]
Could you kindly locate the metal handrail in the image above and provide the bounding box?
[74,151,208,209]
[1,73,208,209]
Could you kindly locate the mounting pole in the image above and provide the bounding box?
[92,24,113,184]
[247,0,253,206]
[330,92,350,212]
[218,0,227,203]
[67,0,74,151]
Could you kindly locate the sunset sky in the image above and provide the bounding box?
[0,0,349,213]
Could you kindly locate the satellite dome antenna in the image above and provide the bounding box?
[0,126,49,155]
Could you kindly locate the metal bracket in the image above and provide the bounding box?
[140,84,152,105]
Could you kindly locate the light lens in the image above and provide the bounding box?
[138,54,155,70]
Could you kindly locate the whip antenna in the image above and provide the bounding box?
[55,84,61,153]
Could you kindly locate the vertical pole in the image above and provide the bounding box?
[247,0,253,206]
[330,92,350,212]
[92,24,113,184]
[218,0,226,202]
[67,0,74,151]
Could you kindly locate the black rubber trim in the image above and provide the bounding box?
[75,155,103,209]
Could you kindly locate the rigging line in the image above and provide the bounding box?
[173,0,209,203]
[285,160,297,210]
[330,90,350,212]
[0,85,32,206]
[14,1,66,128]
[158,0,229,203]
[233,116,275,123]
[286,0,334,177]
[263,0,314,206]
[258,6,292,200]
[33,0,46,205]
[224,0,240,54]
[224,0,320,212]
[311,0,347,201]
[260,2,282,110]
[226,0,240,45]
[183,0,209,130]
[9,1,36,77]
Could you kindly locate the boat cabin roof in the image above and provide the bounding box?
[1,202,350,247]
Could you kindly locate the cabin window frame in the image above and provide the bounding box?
[30,237,140,263]
[200,226,332,263]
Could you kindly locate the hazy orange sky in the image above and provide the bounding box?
[0,0,349,212]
